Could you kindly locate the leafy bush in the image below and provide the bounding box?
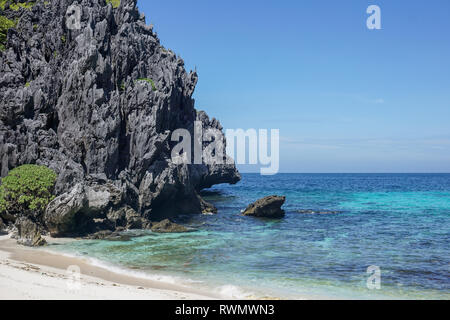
[0,165,57,216]
[0,1,36,11]
[0,15,16,51]
[136,78,157,91]
[106,0,120,9]
[0,1,34,50]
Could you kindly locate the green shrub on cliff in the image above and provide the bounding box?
[0,1,37,50]
[0,1,36,11]
[0,165,57,216]
[136,78,157,91]
[0,15,16,51]
[106,0,120,9]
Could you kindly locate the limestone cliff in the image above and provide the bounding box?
[0,0,240,237]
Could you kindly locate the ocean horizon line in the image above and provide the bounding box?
[235,172,450,175]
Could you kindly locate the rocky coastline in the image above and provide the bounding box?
[0,0,240,243]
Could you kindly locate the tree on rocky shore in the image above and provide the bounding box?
[0,164,57,221]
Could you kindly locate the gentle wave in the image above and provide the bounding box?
[43,247,256,299]
[42,247,194,284]
[216,284,255,299]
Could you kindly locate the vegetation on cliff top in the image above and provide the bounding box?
[106,0,120,9]
[0,165,57,216]
[0,0,36,11]
[0,1,36,50]
[0,15,15,50]
[1,1,117,51]
[136,78,157,91]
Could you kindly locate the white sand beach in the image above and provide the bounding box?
[0,235,217,300]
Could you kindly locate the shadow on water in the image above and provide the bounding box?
[200,190,224,197]
[200,189,238,203]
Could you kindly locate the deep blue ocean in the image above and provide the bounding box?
[49,174,450,299]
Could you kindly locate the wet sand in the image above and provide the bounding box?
[0,235,218,300]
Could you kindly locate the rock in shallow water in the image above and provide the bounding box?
[85,230,132,241]
[243,196,286,218]
[151,219,189,233]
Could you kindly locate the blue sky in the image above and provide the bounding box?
[138,0,450,173]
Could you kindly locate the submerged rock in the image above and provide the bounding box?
[85,230,132,241]
[14,218,47,247]
[0,0,240,238]
[151,219,189,233]
[243,196,286,218]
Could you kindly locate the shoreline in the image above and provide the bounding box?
[0,235,220,300]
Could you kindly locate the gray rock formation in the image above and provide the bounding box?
[0,0,240,237]
[243,196,286,218]
[14,217,47,247]
[151,219,188,233]
[85,229,133,241]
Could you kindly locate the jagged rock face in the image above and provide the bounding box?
[0,0,240,236]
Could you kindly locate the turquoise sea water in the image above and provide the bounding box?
[49,174,450,299]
